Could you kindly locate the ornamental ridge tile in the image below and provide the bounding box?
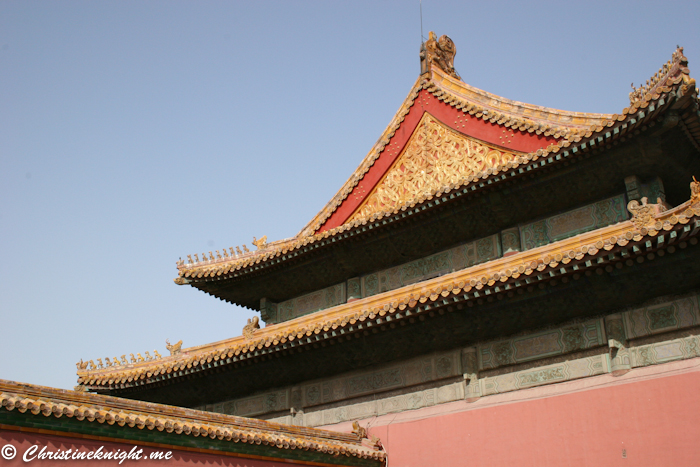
[429,66,612,132]
[94,182,700,389]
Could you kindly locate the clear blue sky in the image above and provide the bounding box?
[1,1,698,390]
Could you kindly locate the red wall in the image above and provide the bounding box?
[359,361,700,467]
[5,361,697,466]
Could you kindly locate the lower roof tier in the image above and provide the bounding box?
[80,186,700,405]
[0,379,385,466]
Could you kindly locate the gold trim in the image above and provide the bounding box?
[430,66,612,132]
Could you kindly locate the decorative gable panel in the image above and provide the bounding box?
[349,113,524,222]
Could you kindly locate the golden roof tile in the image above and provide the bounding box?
[0,379,385,462]
[175,48,696,280]
[427,66,612,136]
[92,180,700,389]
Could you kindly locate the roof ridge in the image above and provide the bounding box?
[629,46,696,106]
[428,66,613,135]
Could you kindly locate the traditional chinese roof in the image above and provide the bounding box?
[173,43,699,311]
[80,185,700,401]
[0,379,385,466]
[304,65,610,235]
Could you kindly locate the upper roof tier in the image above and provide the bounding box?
[174,36,699,310]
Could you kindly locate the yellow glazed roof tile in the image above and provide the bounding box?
[174,47,696,279]
[85,180,700,389]
[0,379,385,462]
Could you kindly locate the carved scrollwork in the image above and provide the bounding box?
[350,115,520,222]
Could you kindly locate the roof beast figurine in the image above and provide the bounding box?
[420,31,460,79]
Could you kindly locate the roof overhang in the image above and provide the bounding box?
[0,379,385,465]
[84,188,700,403]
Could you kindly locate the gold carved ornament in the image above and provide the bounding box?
[352,421,368,439]
[349,114,521,222]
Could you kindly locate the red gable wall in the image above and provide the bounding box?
[318,89,558,232]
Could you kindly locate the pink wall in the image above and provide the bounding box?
[0,429,313,467]
[361,362,700,467]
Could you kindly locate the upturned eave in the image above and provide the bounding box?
[88,187,700,393]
